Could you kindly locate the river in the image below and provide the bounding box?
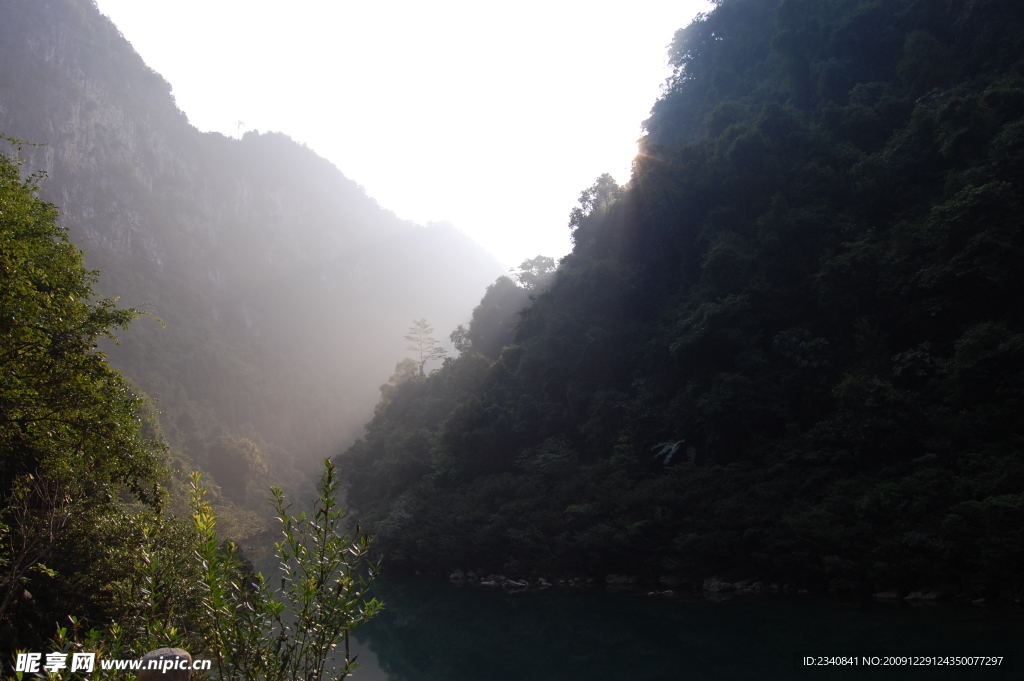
[348,576,1022,680]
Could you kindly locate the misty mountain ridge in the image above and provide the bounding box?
[0,0,505,495]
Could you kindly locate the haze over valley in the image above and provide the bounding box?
[1,0,511,489]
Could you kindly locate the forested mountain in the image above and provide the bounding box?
[338,0,1024,598]
[0,0,503,495]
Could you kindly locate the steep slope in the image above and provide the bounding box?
[0,0,503,484]
[338,0,1024,598]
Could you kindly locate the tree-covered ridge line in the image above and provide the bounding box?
[338,0,1024,599]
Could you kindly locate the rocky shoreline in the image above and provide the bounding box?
[442,570,1023,605]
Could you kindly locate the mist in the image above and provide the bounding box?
[0,0,504,497]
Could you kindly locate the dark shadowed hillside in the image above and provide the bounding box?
[0,0,503,494]
[337,0,1024,599]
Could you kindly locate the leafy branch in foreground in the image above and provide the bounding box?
[38,460,380,681]
[193,459,382,681]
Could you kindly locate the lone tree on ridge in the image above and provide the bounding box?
[405,319,446,375]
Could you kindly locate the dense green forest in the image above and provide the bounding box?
[0,141,161,649]
[338,0,1024,599]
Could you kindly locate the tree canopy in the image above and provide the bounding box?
[0,146,155,495]
[405,319,447,376]
[0,141,163,646]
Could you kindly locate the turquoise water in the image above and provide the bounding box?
[350,576,1022,681]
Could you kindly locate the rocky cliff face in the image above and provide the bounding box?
[0,0,503,478]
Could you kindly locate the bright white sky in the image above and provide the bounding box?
[94,0,710,268]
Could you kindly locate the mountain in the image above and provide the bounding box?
[336,0,1024,599]
[0,0,504,487]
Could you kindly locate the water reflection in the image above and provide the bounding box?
[353,576,1023,680]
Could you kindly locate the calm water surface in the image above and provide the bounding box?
[349,576,1022,681]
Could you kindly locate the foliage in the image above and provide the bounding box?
[42,460,381,681]
[39,510,209,673]
[192,460,382,681]
[337,0,1024,597]
[0,141,163,647]
[338,353,495,559]
[455,257,558,361]
[449,326,471,355]
[568,174,624,232]
[203,436,269,507]
[404,320,446,377]
[0,140,155,504]
[459,278,529,360]
[510,256,557,291]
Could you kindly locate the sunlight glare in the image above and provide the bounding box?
[93,0,711,267]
